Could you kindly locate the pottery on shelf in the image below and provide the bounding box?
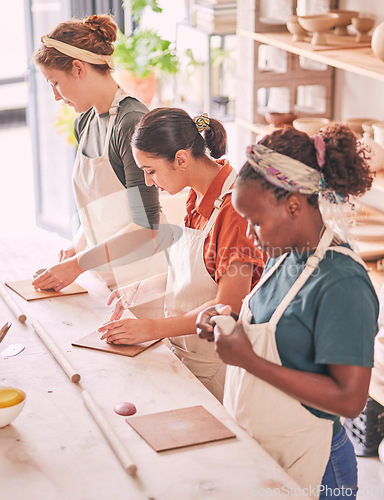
[373,122,384,148]
[362,119,379,139]
[328,9,359,36]
[264,111,298,128]
[343,117,373,136]
[297,14,339,46]
[358,135,384,173]
[292,117,331,136]
[371,21,384,61]
[352,17,375,43]
[286,15,307,42]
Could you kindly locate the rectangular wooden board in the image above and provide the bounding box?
[5,280,88,301]
[127,405,236,452]
[72,331,160,357]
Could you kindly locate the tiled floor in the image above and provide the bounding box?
[2,121,384,497]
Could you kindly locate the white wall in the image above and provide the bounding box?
[334,0,384,121]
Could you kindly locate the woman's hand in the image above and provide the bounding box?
[58,246,76,262]
[214,321,256,368]
[98,318,156,345]
[196,304,233,341]
[106,283,140,321]
[32,257,84,291]
[107,274,167,321]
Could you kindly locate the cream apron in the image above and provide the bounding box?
[72,88,167,289]
[224,227,368,498]
[165,170,237,402]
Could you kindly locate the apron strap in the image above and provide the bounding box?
[241,253,289,324]
[328,245,369,270]
[268,227,335,328]
[203,169,237,235]
[102,87,128,156]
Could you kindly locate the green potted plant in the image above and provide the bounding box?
[113,0,179,106]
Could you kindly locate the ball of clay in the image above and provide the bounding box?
[211,315,236,336]
[114,402,137,416]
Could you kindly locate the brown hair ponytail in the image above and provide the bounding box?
[132,108,228,160]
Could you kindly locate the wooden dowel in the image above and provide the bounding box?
[0,284,27,323]
[32,320,81,383]
[82,390,137,476]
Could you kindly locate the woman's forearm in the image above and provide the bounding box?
[155,261,253,339]
[77,223,159,271]
[239,351,371,419]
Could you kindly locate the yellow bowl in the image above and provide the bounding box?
[0,387,26,428]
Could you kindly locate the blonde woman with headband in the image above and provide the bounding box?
[32,15,167,293]
[197,124,379,497]
[98,107,264,402]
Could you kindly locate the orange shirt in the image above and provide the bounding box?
[184,160,264,288]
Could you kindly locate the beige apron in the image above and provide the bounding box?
[224,227,368,498]
[72,88,167,289]
[165,170,237,402]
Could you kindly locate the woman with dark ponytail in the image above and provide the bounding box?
[197,124,379,496]
[99,107,264,402]
[32,15,167,292]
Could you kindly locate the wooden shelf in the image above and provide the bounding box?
[238,30,384,82]
[235,118,273,135]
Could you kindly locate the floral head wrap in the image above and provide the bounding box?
[245,144,356,248]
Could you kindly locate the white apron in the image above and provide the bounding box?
[165,170,237,402]
[72,88,167,289]
[224,227,368,498]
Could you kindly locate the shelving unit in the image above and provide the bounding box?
[235,0,339,156]
[239,31,384,81]
[235,27,384,214]
[174,22,236,118]
[236,30,384,136]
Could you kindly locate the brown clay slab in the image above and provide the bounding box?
[5,280,88,301]
[127,405,236,452]
[72,330,160,357]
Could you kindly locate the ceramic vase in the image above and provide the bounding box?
[371,22,384,61]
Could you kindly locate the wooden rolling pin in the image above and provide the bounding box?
[31,320,81,383]
[0,284,27,323]
[82,390,137,476]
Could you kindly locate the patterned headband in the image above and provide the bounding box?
[193,113,210,133]
[246,144,344,204]
[41,35,114,69]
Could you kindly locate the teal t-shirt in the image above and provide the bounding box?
[250,246,379,433]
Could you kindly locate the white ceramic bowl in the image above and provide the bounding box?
[293,117,331,136]
[286,15,307,42]
[0,387,26,428]
[373,121,384,147]
[361,119,379,138]
[328,10,359,35]
[343,117,373,136]
[297,14,339,45]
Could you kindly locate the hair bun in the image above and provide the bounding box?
[83,14,117,43]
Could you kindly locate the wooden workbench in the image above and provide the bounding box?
[0,228,304,500]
